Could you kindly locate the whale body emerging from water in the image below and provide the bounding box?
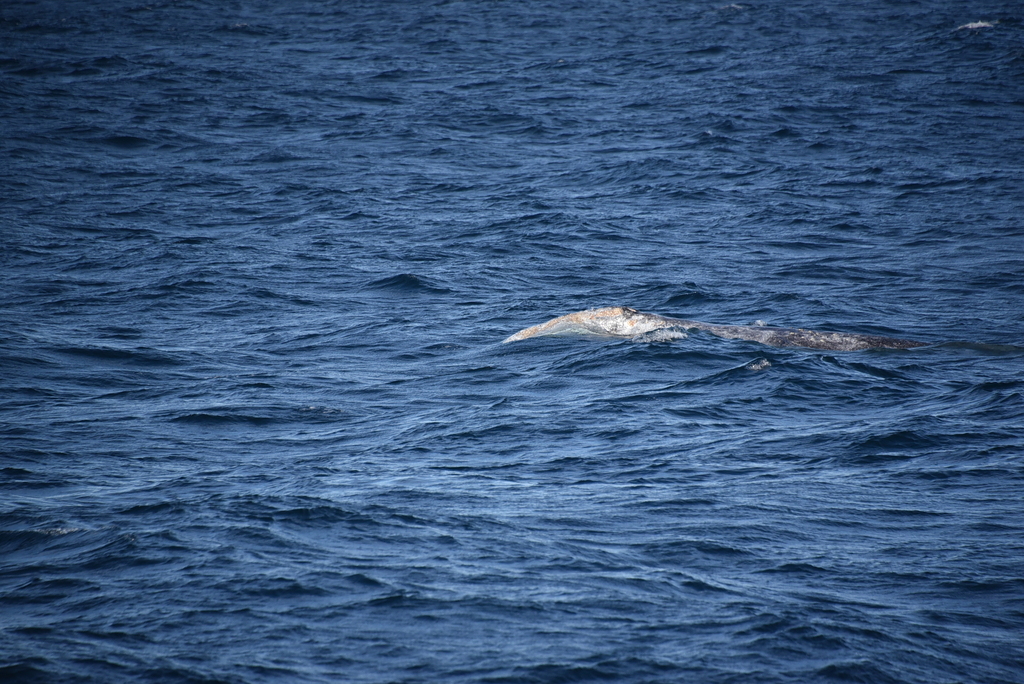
[503,307,928,351]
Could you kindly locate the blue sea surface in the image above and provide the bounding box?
[2,1,1024,682]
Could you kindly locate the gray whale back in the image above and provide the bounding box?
[503,307,927,351]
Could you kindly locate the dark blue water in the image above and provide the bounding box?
[3,1,1024,682]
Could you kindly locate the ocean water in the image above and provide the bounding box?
[2,1,1024,682]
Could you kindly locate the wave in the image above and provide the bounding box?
[364,274,453,295]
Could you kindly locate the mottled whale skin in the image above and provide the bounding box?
[503,307,927,351]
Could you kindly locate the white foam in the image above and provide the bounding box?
[632,329,688,343]
[956,21,995,30]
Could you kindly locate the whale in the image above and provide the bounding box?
[503,307,928,351]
